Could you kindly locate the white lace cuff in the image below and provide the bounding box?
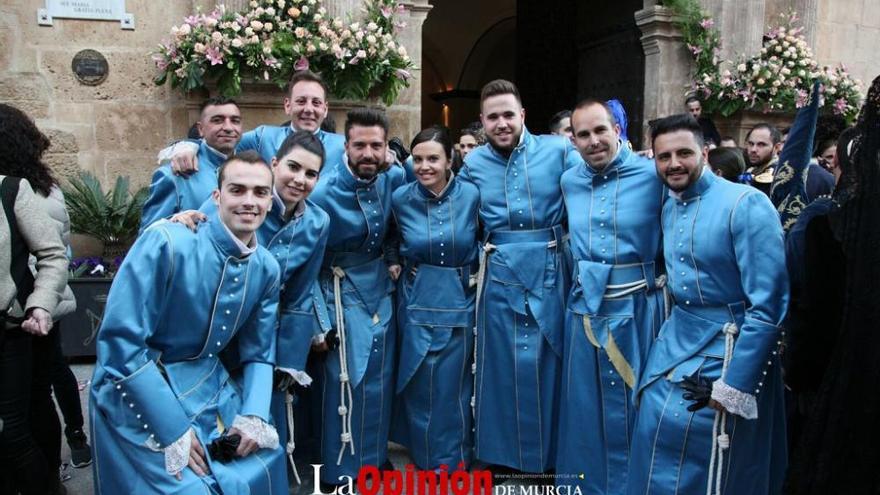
[711,379,758,419]
[231,415,280,450]
[311,332,327,345]
[153,428,193,475]
[276,367,313,387]
[158,141,199,163]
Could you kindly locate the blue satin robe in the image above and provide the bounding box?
[308,161,406,482]
[458,128,581,472]
[140,139,226,232]
[238,125,345,174]
[629,169,789,495]
[557,145,666,494]
[90,213,287,494]
[391,177,480,470]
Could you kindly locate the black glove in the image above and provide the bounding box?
[680,372,713,412]
[325,329,340,351]
[207,433,241,463]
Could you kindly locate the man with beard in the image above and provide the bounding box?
[743,123,783,196]
[162,70,345,179]
[460,79,581,475]
[556,100,666,495]
[140,97,243,231]
[307,108,405,486]
[629,114,788,495]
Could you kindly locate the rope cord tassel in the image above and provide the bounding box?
[706,322,739,495]
[285,392,301,485]
[471,243,496,418]
[332,266,355,465]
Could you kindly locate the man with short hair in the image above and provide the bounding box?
[685,95,721,147]
[628,114,788,495]
[91,151,288,494]
[165,70,346,179]
[308,108,406,485]
[140,96,242,231]
[460,79,581,474]
[556,99,665,494]
[549,109,573,138]
[744,123,782,196]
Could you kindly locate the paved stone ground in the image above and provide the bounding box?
[61,363,543,495]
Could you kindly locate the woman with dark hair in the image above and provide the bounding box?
[787,74,880,494]
[0,103,74,494]
[391,126,481,470]
[813,137,837,172]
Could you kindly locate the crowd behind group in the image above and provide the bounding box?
[3,68,880,495]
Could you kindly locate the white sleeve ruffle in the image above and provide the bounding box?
[275,366,313,387]
[147,428,193,475]
[231,415,280,450]
[157,140,199,163]
[711,379,758,420]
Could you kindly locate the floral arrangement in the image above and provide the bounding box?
[69,256,124,279]
[663,0,863,121]
[152,0,414,106]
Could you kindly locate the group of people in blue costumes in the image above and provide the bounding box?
[90,69,794,495]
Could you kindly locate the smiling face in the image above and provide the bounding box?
[212,159,273,243]
[571,103,621,170]
[481,93,525,153]
[412,140,451,194]
[272,146,322,210]
[198,103,242,155]
[653,129,707,192]
[283,80,328,132]
[345,124,387,180]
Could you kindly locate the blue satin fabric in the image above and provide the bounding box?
[459,129,580,472]
[556,145,666,494]
[391,177,480,469]
[629,170,789,495]
[140,139,227,233]
[238,125,345,174]
[90,213,286,494]
[308,162,406,482]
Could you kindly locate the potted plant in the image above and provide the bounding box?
[63,171,148,259]
[62,256,125,358]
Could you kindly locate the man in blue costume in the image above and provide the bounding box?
[90,151,288,494]
[556,99,666,494]
[140,96,243,231]
[628,115,788,495]
[308,108,406,485]
[460,79,581,474]
[162,70,345,180]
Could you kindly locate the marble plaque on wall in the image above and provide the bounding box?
[38,0,134,29]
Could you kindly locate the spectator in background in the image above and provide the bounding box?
[458,126,481,160]
[549,109,573,138]
[685,95,721,146]
[708,146,746,182]
[321,113,337,133]
[0,103,70,495]
[744,123,783,196]
[720,135,738,148]
[814,137,837,172]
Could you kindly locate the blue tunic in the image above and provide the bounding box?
[90,213,287,494]
[309,160,406,482]
[629,169,789,495]
[238,125,345,174]
[391,176,480,470]
[557,144,666,494]
[140,139,226,232]
[458,128,581,472]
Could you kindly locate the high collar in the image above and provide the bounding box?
[207,209,257,258]
[416,170,456,201]
[289,123,325,140]
[488,127,532,161]
[673,166,714,200]
[338,156,379,189]
[199,140,231,169]
[272,188,307,220]
[583,140,629,176]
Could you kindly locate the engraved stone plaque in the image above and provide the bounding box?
[38,0,134,30]
[72,49,109,86]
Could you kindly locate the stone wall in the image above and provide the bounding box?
[0,0,427,190]
[814,0,880,91]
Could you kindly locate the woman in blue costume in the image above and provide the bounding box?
[90,152,287,494]
[391,127,480,470]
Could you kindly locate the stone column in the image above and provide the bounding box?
[386,1,431,142]
[702,0,766,63]
[636,5,692,145]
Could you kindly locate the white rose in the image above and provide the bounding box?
[266,7,275,16]
[302,5,309,14]
[367,22,378,31]
[245,27,254,36]
[212,31,223,43]
[366,34,376,44]
[179,23,191,35]
[256,7,264,16]
[250,0,258,7]
[757,78,766,85]
[277,0,286,7]
[737,63,747,72]
[356,49,367,58]
[251,20,264,31]
[772,79,781,87]
[231,38,243,48]
[231,22,241,32]
[194,42,206,53]
[264,22,273,32]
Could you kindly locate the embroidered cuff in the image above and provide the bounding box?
[712,379,758,419]
[231,415,280,450]
[158,141,199,163]
[155,428,192,475]
[276,367,313,387]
